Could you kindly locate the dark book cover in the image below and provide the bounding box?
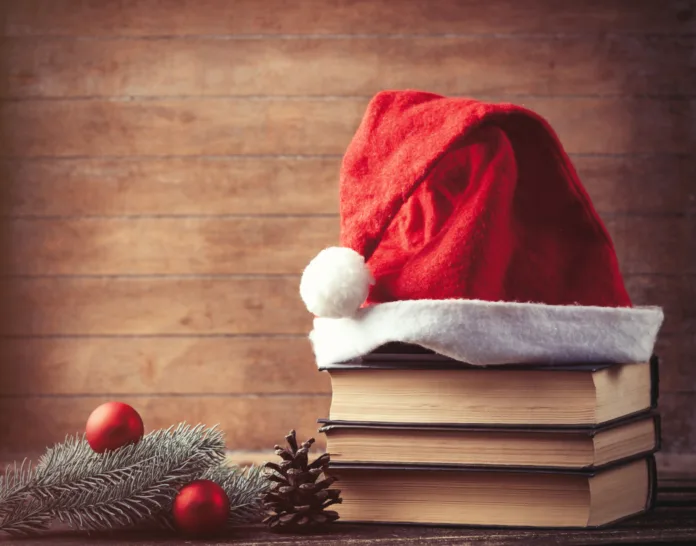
[318,410,661,439]
[327,452,656,476]
[325,445,659,474]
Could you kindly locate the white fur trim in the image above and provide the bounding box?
[309,299,664,367]
[300,247,374,318]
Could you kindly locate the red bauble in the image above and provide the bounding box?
[172,480,230,536]
[85,402,144,453]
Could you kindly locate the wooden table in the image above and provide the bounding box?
[2,481,695,545]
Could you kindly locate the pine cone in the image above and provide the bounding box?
[261,430,341,532]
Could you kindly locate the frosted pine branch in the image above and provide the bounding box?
[34,423,225,495]
[0,423,257,536]
[0,496,51,537]
[202,464,270,525]
[151,464,271,530]
[0,459,35,516]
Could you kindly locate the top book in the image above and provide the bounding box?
[319,347,659,427]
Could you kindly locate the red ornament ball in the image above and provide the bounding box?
[85,402,144,453]
[172,480,230,536]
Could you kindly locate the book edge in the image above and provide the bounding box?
[317,410,658,434]
[329,455,656,529]
[318,408,659,432]
[326,451,657,475]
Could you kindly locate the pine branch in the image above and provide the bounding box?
[152,463,271,530]
[34,424,224,496]
[53,462,177,531]
[0,423,227,535]
[0,497,51,537]
[202,464,270,525]
[0,459,35,516]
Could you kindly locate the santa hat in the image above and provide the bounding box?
[300,90,664,367]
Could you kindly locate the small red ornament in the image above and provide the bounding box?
[172,479,230,536]
[85,402,144,453]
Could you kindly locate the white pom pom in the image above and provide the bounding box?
[300,247,374,318]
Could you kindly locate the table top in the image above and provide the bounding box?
[2,480,695,545]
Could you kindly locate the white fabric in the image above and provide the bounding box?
[308,299,664,367]
[300,247,374,318]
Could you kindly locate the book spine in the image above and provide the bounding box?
[650,354,660,407]
[654,413,663,452]
[646,455,658,512]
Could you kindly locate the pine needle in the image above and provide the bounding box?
[202,464,270,525]
[0,497,51,537]
[0,459,35,516]
[0,422,263,535]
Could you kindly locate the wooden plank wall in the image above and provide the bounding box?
[0,1,694,469]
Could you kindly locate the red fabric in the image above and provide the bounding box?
[339,90,632,308]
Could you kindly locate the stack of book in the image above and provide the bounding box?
[319,344,660,528]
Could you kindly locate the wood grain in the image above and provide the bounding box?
[0,336,329,395]
[606,216,696,275]
[1,216,691,275]
[0,395,330,452]
[0,275,689,336]
[2,36,693,98]
[0,99,365,157]
[657,335,696,392]
[0,277,312,335]
[1,156,693,217]
[2,0,693,36]
[4,217,339,275]
[626,275,695,335]
[0,337,326,395]
[4,512,696,546]
[1,98,693,157]
[660,392,696,454]
[576,155,696,216]
[0,157,340,216]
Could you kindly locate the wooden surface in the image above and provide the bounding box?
[2,36,695,98]
[2,0,694,35]
[0,396,330,452]
[0,1,694,468]
[1,98,694,156]
[0,480,695,545]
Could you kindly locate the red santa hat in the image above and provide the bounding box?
[300,90,663,367]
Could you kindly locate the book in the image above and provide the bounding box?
[319,413,660,470]
[320,356,659,427]
[328,456,656,528]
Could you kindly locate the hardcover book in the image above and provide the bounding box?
[328,456,657,528]
[319,355,659,427]
[319,412,660,470]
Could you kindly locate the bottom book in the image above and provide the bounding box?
[328,456,656,528]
